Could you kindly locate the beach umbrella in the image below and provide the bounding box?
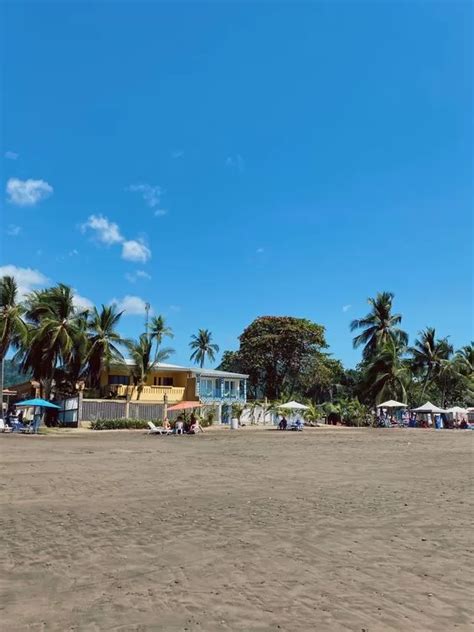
[278,401,309,411]
[167,401,204,412]
[15,398,60,409]
[412,401,446,414]
[376,400,407,408]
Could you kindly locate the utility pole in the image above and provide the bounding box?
[145,302,151,340]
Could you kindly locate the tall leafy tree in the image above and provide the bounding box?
[350,291,407,361]
[20,284,86,398]
[86,305,125,389]
[189,329,219,368]
[409,327,453,398]
[126,334,173,400]
[149,315,174,363]
[238,316,327,399]
[363,338,411,404]
[0,276,27,410]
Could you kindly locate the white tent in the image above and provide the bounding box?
[278,401,309,411]
[412,401,446,414]
[377,400,407,408]
[445,406,467,414]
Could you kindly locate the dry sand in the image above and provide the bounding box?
[1,427,473,631]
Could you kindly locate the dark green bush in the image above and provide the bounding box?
[90,418,150,430]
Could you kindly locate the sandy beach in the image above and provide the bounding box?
[1,427,472,631]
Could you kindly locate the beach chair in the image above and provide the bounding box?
[147,421,170,435]
[0,419,10,433]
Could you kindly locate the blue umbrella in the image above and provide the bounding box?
[15,398,60,409]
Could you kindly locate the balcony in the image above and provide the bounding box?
[199,388,245,404]
[111,385,186,402]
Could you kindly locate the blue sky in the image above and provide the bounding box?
[1,2,472,367]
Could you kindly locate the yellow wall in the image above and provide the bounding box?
[101,368,189,388]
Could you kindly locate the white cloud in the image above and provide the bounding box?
[127,183,162,208]
[154,208,168,217]
[6,178,53,206]
[73,292,94,311]
[5,151,19,160]
[69,249,79,256]
[342,304,352,313]
[111,295,150,316]
[256,247,264,254]
[125,269,151,283]
[171,150,184,159]
[122,239,151,263]
[6,224,21,236]
[81,214,123,245]
[0,264,49,299]
[225,154,244,172]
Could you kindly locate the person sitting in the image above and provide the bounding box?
[189,419,204,434]
[174,418,184,435]
[162,418,171,431]
[295,418,304,431]
[279,416,288,431]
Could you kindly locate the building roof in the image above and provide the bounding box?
[116,359,248,379]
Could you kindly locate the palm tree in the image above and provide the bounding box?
[0,276,27,411]
[149,315,174,363]
[86,305,125,389]
[20,284,86,398]
[455,342,474,376]
[363,338,411,404]
[409,327,453,398]
[126,334,173,400]
[189,329,219,368]
[350,291,408,360]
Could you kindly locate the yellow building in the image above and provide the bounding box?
[100,360,248,410]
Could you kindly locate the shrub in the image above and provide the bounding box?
[90,418,150,430]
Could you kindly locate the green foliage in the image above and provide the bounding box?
[90,418,150,430]
[351,291,408,361]
[86,305,125,389]
[238,316,327,399]
[189,329,219,367]
[330,398,372,427]
[217,350,243,373]
[3,359,31,387]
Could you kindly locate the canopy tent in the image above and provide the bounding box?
[15,398,60,409]
[445,406,468,414]
[376,400,407,408]
[412,402,446,414]
[167,401,204,412]
[278,401,309,411]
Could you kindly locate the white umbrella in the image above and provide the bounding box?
[445,406,467,413]
[376,400,407,408]
[412,401,447,414]
[278,401,309,411]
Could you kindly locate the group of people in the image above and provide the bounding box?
[1,407,42,433]
[278,416,304,431]
[163,413,204,435]
[376,410,471,430]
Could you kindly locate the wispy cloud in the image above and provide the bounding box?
[111,295,150,316]
[0,264,48,298]
[342,304,352,313]
[225,154,245,172]
[122,239,151,263]
[256,247,264,254]
[73,292,94,311]
[5,151,19,160]
[6,224,21,237]
[154,208,168,217]
[69,249,79,256]
[125,270,152,283]
[81,214,123,245]
[171,150,184,159]
[127,183,162,208]
[81,214,152,263]
[6,178,53,206]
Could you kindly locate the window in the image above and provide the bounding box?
[224,380,235,394]
[153,376,174,386]
[201,378,214,397]
[108,375,130,385]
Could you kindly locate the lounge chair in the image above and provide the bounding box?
[0,419,11,433]
[147,421,171,435]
